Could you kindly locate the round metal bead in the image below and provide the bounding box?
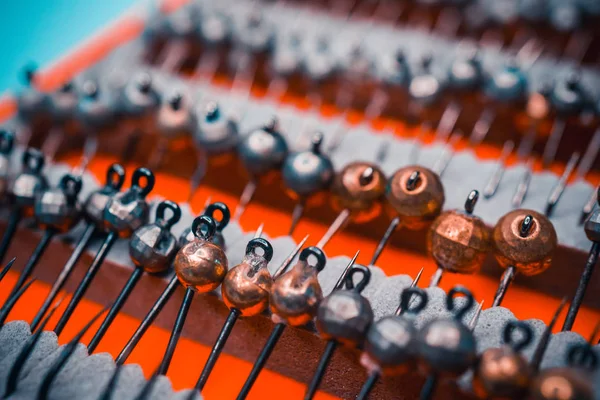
[492,209,557,276]
[234,12,274,53]
[34,174,82,233]
[142,5,169,42]
[519,0,548,21]
[198,11,231,46]
[103,168,155,238]
[156,91,194,139]
[269,246,326,326]
[16,67,49,121]
[76,81,116,129]
[271,35,302,77]
[84,164,126,227]
[379,50,410,87]
[221,238,274,316]
[129,201,181,274]
[363,316,418,376]
[120,72,160,117]
[409,56,443,106]
[193,102,239,155]
[48,82,78,124]
[174,216,229,293]
[281,134,334,199]
[343,46,373,81]
[163,5,197,39]
[330,162,387,223]
[427,209,490,275]
[551,72,588,116]
[549,4,581,32]
[416,318,477,378]
[448,49,483,91]
[315,289,374,347]
[237,119,288,177]
[11,149,49,215]
[529,368,594,400]
[302,37,337,82]
[485,62,527,103]
[385,166,445,230]
[472,346,532,399]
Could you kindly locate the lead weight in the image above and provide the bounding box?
[316,162,387,249]
[30,163,126,332]
[416,286,477,400]
[87,200,181,353]
[369,166,445,266]
[119,72,161,164]
[237,246,328,399]
[357,287,428,400]
[428,190,489,287]
[193,101,239,155]
[305,265,373,399]
[529,326,598,400]
[0,148,48,264]
[15,64,49,139]
[116,202,232,365]
[472,321,534,399]
[195,237,276,390]
[233,117,289,221]
[285,133,335,235]
[491,210,557,307]
[148,90,195,170]
[158,215,228,375]
[53,167,155,335]
[8,173,83,297]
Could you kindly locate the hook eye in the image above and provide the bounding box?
[299,246,326,272]
[502,321,533,353]
[155,200,182,230]
[105,164,126,191]
[131,167,155,198]
[344,265,371,293]
[399,287,428,316]
[203,202,231,232]
[0,130,14,155]
[568,343,598,370]
[192,215,217,241]
[446,286,475,321]
[246,238,274,262]
[59,174,83,199]
[22,148,45,173]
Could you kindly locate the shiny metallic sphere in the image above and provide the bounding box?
[237,120,288,177]
[316,290,374,347]
[416,318,477,378]
[281,134,334,198]
[34,174,82,233]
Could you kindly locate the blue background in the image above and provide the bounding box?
[0,1,136,94]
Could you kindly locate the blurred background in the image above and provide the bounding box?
[0,1,136,93]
